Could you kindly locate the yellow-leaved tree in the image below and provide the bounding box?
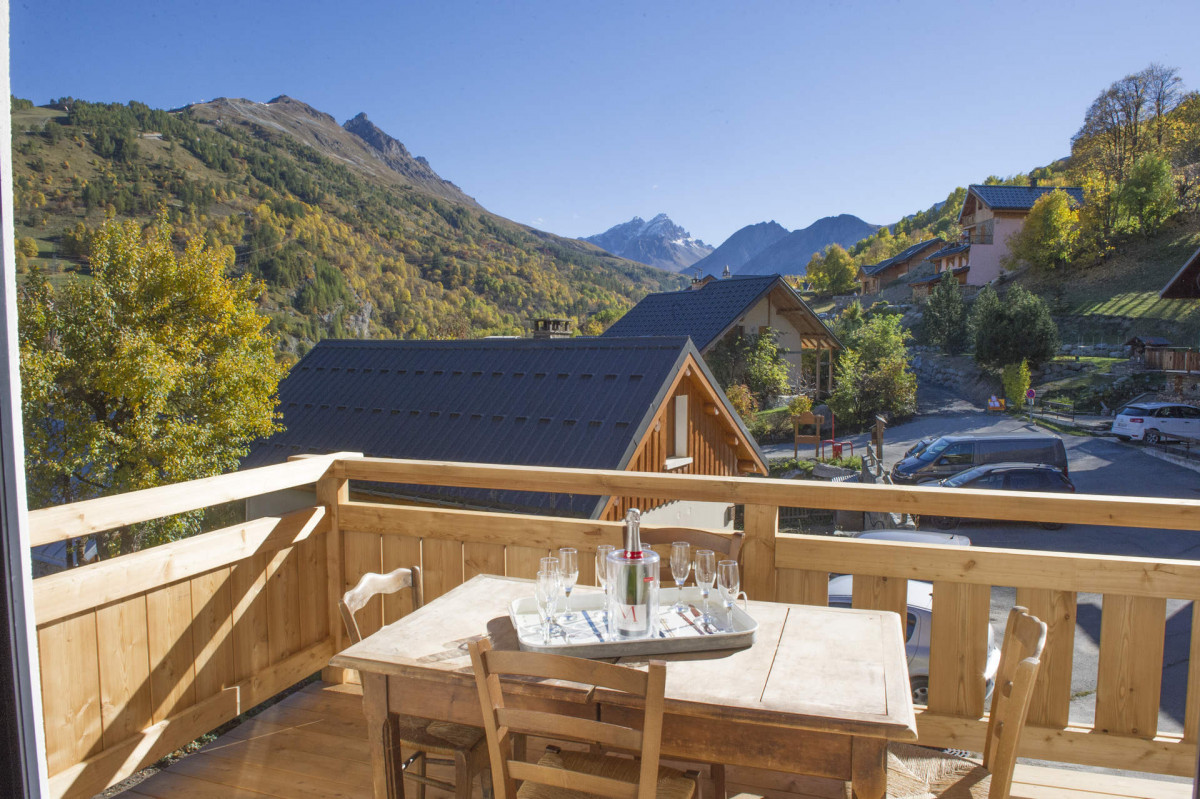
[19,214,286,556]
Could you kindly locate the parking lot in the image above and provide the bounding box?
[764,384,1200,735]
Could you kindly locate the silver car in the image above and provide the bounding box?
[1112,401,1200,444]
[827,575,1001,705]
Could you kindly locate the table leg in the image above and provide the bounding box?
[363,673,407,799]
[850,737,887,799]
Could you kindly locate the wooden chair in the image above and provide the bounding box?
[341,566,491,799]
[856,606,1047,799]
[640,527,743,798]
[468,638,697,799]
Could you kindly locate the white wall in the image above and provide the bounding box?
[641,500,734,530]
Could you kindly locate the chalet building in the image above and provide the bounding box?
[601,274,841,396]
[956,183,1084,285]
[908,242,971,300]
[1160,245,1200,298]
[243,337,766,529]
[857,238,944,294]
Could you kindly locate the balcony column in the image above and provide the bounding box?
[318,469,350,684]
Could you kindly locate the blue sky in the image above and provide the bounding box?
[12,1,1200,244]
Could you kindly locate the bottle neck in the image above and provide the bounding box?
[624,509,643,559]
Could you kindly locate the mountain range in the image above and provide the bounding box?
[690,214,879,278]
[12,95,685,351]
[583,214,712,272]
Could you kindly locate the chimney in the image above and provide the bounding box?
[1030,178,1039,188]
[722,265,731,279]
[531,318,573,339]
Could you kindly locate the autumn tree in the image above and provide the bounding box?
[1004,189,1080,270]
[1115,153,1177,235]
[808,244,857,295]
[828,314,916,426]
[19,215,286,555]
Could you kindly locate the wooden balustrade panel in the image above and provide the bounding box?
[421,538,465,601]
[38,612,103,775]
[95,596,152,748]
[742,504,778,601]
[928,581,989,718]
[265,547,303,665]
[380,534,421,625]
[775,568,829,606]
[190,568,235,704]
[230,553,270,683]
[463,541,505,582]
[1095,594,1167,738]
[1015,587,1076,728]
[146,580,197,724]
[851,576,908,621]
[342,530,384,638]
[297,534,330,649]
[507,545,549,579]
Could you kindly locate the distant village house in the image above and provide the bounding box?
[857,238,944,294]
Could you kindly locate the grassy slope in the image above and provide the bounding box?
[1012,212,1200,347]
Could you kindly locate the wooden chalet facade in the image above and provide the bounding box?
[957,183,1085,285]
[243,337,766,529]
[602,274,842,396]
[909,242,971,300]
[857,238,944,294]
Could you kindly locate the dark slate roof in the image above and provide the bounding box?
[967,185,1085,212]
[601,274,837,349]
[1160,245,1200,299]
[927,242,970,261]
[243,337,762,518]
[861,239,944,277]
[1125,335,1173,348]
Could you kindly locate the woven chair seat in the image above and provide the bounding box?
[886,743,991,799]
[393,714,486,755]
[517,749,696,799]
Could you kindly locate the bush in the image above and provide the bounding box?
[1001,361,1031,409]
[921,272,968,354]
[828,315,917,428]
[970,286,1059,369]
[787,394,813,419]
[725,383,757,422]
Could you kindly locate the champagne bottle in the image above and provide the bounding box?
[608,509,659,639]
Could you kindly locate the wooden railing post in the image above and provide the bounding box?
[318,469,350,684]
[742,504,778,601]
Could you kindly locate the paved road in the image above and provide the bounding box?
[763,382,1200,735]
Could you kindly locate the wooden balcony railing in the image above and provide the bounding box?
[28,455,1200,798]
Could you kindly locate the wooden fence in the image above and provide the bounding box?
[28,455,1200,797]
[1145,347,1200,373]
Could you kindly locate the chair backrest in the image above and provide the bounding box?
[641,528,745,588]
[468,639,667,799]
[339,566,422,644]
[982,606,1047,799]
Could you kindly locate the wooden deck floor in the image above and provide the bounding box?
[113,682,1192,799]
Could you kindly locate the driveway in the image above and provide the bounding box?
[762,382,1200,735]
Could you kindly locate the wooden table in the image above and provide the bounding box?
[330,575,917,799]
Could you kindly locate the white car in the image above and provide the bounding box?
[853,529,972,547]
[1111,402,1200,444]
[827,575,1000,705]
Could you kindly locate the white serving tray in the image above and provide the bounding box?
[509,586,757,658]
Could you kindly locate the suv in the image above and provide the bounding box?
[922,462,1075,530]
[827,575,1001,705]
[891,434,1068,484]
[1112,402,1200,444]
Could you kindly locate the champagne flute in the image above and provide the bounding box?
[534,569,562,644]
[694,549,716,623]
[717,560,740,632]
[558,548,579,621]
[670,541,691,612]
[595,544,615,627]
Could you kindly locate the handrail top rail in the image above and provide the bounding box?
[28,452,363,546]
[334,457,1200,532]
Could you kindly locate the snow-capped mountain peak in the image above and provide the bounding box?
[583,214,713,273]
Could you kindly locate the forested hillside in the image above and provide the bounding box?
[10,96,685,356]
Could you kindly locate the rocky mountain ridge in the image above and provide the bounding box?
[584,213,713,272]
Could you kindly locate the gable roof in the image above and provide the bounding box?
[601,274,840,350]
[243,337,764,518]
[1160,245,1200,299]
[926,242,970,261]
[964,185,1085,216]
[909,265,969,287]
[861,238,945,277]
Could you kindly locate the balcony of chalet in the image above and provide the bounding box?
[27,455,1200,799]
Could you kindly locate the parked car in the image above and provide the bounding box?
[827,575,1001,705]
[920,462,1076,530]
[891,434,1068,484]
[853,529,972,547]
[903,436,937,459]
[1111,402,1200,444]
